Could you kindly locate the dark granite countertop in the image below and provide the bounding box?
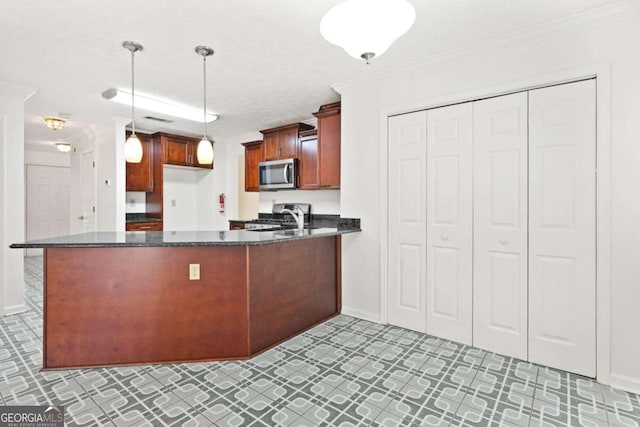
[125,213,163,224]
[10,227,360,248]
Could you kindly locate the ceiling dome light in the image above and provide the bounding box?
[44,117,66,131]
[54,142,72,153]
[320,0,416,64]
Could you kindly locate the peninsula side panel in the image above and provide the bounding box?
[44,246,249,368]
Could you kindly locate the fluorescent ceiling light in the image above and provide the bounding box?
[101,88,219,123]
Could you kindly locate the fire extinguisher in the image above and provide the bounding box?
[219,193,225,213]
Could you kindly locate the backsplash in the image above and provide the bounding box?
[258,189,340,215]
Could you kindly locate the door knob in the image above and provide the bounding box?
[441,235,449,241]
[499,239,508,245]
[78,215,85,220]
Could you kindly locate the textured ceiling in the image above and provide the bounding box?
[0,0,622,151]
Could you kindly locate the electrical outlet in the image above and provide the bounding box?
[189,264,200,280]
[171,199,177,207]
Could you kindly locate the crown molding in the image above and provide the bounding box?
[0,81,36,101]
[332,0,640,93]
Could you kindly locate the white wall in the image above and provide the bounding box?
[337,5,640,392]
[258,189,340,214]
[194,141,229,230]
[94,118,128,231]
[163,166,199,230]
[125,191,146,213]
[25,150,71,168]
[0,81,34,317]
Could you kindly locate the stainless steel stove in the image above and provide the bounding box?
[245,203,311,231]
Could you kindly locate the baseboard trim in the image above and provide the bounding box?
[610,372,640,394]
[340,306,381,324]
[4,304,27,316]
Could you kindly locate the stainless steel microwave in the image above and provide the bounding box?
[258,158,297,190]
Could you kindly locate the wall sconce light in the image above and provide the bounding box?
[45,117,66,131]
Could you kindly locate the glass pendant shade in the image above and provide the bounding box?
[320,0,416,62]
[124,134,143,163]
[197,137,214,165]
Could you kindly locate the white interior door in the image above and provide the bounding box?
[387,112,427,332]
[528,79,596,377]
[426,103,473,345]
[473,92,529,360]
[79,151,96,231]
[26,165,71,256]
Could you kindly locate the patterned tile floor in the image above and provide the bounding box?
[0,257,639,426]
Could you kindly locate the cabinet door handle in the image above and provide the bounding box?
[139,226,151,230]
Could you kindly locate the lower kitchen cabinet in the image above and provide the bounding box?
[126,221,163,231]
[229,220,246,230]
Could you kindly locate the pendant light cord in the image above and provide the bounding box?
[131,49,136,136]
[202,55,207,139]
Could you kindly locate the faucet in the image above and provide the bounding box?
[282,207,304,231]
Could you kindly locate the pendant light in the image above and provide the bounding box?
[195,45,214,165]
[320,0,416,64]
[123,41,144,163]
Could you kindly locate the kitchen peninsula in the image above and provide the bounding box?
[11,226,359,369]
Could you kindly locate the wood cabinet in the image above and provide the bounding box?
[261,123,314,161]
[299,102,341,189]
[159,133,213,169]
[298,130,319,190]
[125,132,154,192]
[126,221,163,231]
[242,140,264,192]
[229,220,246,230]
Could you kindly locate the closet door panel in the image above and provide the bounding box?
[473,92,528,360]
[426,103,473,345]
[388,112,428,332]
[529,79,596,377]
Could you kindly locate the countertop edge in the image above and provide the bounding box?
[9,228,361,249]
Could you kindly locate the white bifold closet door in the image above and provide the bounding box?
[387,111,428,333]
[472,92,529,360]
[528,80,596,377]
[425,103,473,345]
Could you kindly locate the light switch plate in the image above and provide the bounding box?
[189,263,200,280]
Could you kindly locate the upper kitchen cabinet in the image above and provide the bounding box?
[126,132,154,192]
[157,133,213,169]
[242,140,264,192]
[310,102,341,188]
[298,130,319,190]
[261,123,314,161]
